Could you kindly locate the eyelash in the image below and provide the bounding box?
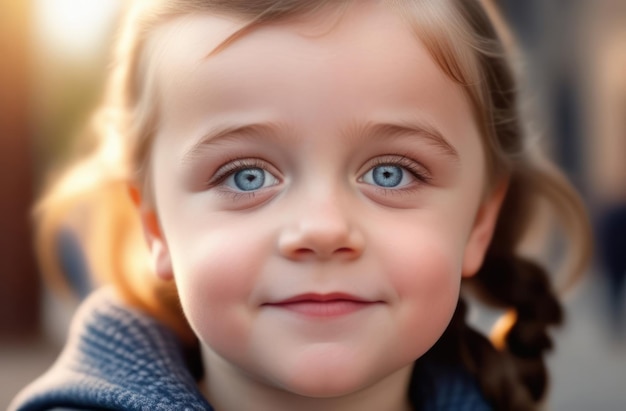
[209,158,268,184]
[367,155,431,182]
[206,155,431,197]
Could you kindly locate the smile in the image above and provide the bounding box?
[263,293,382,318]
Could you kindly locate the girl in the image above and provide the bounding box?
[11,0,591,410]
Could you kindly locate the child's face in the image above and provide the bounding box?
[140,1,502,400]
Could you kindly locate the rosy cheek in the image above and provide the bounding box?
[382,232,462,342]
[173,231,263,354]
[390,242,460,295]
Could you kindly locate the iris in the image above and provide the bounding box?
[234,168,265,191]
[372,165,403,187]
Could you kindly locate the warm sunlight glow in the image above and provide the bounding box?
[34,0,122,59]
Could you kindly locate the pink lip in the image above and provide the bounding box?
[264,293,380,317]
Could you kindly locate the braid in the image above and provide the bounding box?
[430,297,536,411]
[441,166,579,408]
[470,255,563,401]
[429,245,564,410]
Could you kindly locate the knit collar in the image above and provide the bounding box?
[11,289,213,411]
[11,288,490,411]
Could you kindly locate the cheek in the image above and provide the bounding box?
[168,224,270,353]
[378,214,465,292]
[394,240,460,321]
[374,219,464,348]
[389,237,462,297]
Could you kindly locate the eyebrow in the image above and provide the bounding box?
[181,122,291,164]
[353,120,459,161]
[181,119,459,164]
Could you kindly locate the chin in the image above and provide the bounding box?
[282,373,369,399]
[273,353,379,399]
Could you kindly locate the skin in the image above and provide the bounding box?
[137,1,507,410]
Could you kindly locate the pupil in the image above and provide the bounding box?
[234,168,265,191]
[373,165,402,187]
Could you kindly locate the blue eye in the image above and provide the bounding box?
[224,167,278,191]
[361,164,415,188]
[373,165,402,187]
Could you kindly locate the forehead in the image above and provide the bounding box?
[144,1,479,158]
[146,3,432,92]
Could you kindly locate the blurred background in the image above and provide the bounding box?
[0,0,624,409]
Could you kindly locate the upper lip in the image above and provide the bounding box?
[266,293,375,305]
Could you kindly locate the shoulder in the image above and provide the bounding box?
[8,288,213,411]
[410,359,493,411]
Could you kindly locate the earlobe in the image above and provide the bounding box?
[147,233,175,281]
[128,183,174,281]
[461,179,509,278]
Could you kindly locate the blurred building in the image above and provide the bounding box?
[498,0,626,204]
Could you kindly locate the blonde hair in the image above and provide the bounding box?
[35,0,592,409]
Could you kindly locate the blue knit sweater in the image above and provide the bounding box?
[10,289,492,411]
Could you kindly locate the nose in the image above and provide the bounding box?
[277,197,365,261]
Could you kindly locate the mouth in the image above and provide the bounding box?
[263,293,382,317]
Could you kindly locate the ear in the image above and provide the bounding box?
[128,184,174,281]
[461,178,509,278]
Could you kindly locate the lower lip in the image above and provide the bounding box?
[266,300,376,317]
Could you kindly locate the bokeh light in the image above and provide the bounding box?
[34,0,121,60]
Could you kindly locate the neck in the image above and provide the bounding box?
[201,348,413,411]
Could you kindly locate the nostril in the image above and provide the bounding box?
[288,246,356,260]
[277,222,365,260]
[294,248,315,256]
